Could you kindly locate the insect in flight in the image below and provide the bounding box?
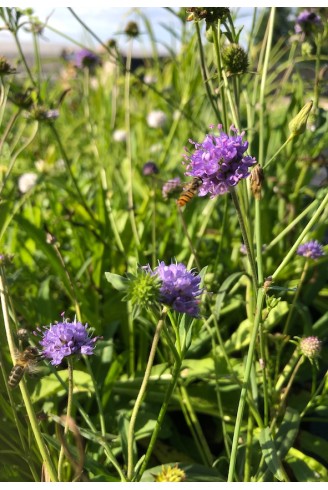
[176,177,203,207]
[8,346,42,389]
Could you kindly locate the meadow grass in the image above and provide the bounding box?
[0,6,327,482]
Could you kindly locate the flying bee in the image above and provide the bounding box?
[176,177,203,207]
[8,346,42,389]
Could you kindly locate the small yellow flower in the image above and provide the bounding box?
[154,464,186,482]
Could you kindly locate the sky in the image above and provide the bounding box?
[0,7,255,57]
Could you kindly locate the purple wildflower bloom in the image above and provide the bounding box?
[143,161,159,176]
[297,240,325,259]
[162,177,181,199]
[74,49,100,69]
[183,125,256,198]
[295,10,322,34]
[152,261,203,317]
[37,319,100,365]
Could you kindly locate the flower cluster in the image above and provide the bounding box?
[295,10,322,35]
[147,110,167,129]
[35,318,100,365]
[151,261,203,317]
[183,125,256,197]
[299,336,322,360]
[297,240,325,259]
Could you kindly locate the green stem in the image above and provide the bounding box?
[230,187,258,292]
[124,39,140,251]
[57,357,74,481]
[259,7,275,167]
[228,287,265,482]
[127,307,168,481]
[195,21,221,120]
[137,354,182,480]
[272,191,328,280]
[212,22,228,130]
[178,384,213,466]
[313,33,322,113]
[0,267,58,482]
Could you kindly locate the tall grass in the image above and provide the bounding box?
[0,7,327,482]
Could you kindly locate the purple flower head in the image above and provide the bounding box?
[295,10,322,34]
[36,317,100,365]
[183,125,256,198]
[297,240,325,259]
[143,161,159,176]
[152,261,203,317]
[74,49,100,69]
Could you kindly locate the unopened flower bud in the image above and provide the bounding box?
[250,164,264,200]
[0,56,16,75]
[124,21,139,38]
[142,161,159,176]
[299,336,322,360]
[288,100,313,137]
[222,44,249,76]
[186,7,229,24]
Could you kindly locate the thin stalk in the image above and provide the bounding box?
[262,136,293,171]
[228,287,265,482]
[230,187,258,292]
[178,384,213,466]
[300,371,327,418]
[127,307,168,481]
[32,31,42,90]
[313,33,323,113]
[195,21,221,120]
[12,31,37,87]
[57,358,74,481]
[258,7,275,167]
[212,21,228,130]
[0,267,58,482]
[127,300,135,378]
[244,411,254,482]
[272,190,328,280]
[124,39,140,251]
[177,207,201,272]
[265,199,318,252]
[137,353,182,480]
[283,260,308,337]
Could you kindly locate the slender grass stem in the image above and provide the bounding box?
[195,21,221,120]
[127,307,168,481]
[0,267,58,482]
[57,358,74,481]
[228,287,265,482]
[212,22,228,130]
[230,187,258,292]
[272,191,328,280]
[124,39,140,251]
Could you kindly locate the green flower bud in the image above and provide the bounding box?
[155,465,186,482]
[301,41,313,57]
[0,56,16,76]
[288,100,313,137]
[186,7,229,24]
[123,268,161,316]
[124,21,139,38]
[222,44,249,75]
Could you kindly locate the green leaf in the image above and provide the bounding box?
[275,407,300,459]
[259,427,286,481]
[215,271,244,320]
[105,272,129,291]
[285,447,328,482]
[32,370,93,402]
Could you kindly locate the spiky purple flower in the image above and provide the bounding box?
[74,49,100,69]
[295,10,322,34]
[151,261,203,317]
[36,318,100,365]
[297,240,325,259]
[183,125,256,197]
